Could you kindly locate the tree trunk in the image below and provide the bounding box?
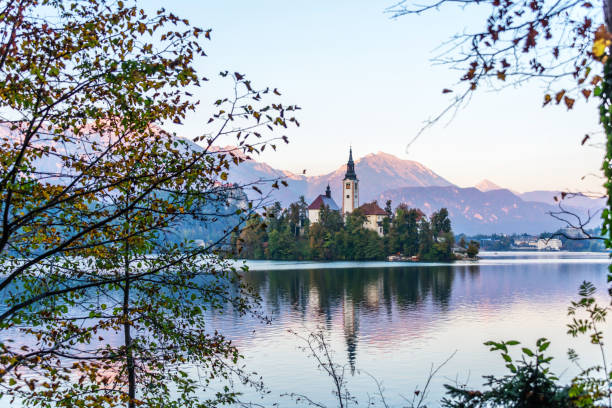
[123,252,136,408]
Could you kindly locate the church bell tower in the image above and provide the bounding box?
[342,147,359,214]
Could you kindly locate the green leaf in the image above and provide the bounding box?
[522,347,534,357]
[538,340,550,352]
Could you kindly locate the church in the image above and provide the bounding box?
[307,148,387,236]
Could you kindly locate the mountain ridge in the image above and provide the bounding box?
[376,185,600,235]
[222,149,454,206]
[220,148,604,234]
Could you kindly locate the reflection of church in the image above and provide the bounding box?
[307,148,387,236]
[342,293,359,374]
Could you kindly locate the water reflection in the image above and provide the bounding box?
[230,260,607,383]
[239,266,465,371]
[1,255,608,407]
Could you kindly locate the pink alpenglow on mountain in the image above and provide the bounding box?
[475,179,503,192]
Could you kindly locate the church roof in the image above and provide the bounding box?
[308,195,339,211]
[344,147,357,180]
[359,201,387,216]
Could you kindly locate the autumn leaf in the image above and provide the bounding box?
[555,90,566,104]
[581,89,592,100]
[592,38,609,58]
[552,47,559,59]
[592,25,612,59]
[496,70,506,81]
[442,88,453,94]
[564,96,575,109]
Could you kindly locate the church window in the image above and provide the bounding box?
[346,183,350,189]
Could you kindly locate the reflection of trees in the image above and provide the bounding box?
[244,267,460,312]
[242,265,477,366]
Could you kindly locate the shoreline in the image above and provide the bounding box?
[234,251,609,271]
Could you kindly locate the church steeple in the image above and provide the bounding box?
[325,184,331,198]
[344,147,357,180]
[341,147,359,214]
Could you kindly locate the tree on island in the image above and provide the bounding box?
[467,240,481,259]
[237,200,457,262]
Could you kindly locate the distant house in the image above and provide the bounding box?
[537,238,562,251]
[307,184,340,224]
[513,236,538,248]
[358,201,386,236]
[452,246,467,254]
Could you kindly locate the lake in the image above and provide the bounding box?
[209,252,611,407]
[1,252,609,407]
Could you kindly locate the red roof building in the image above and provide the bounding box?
[307,185,340,224]
[358,201,387,236]
[358,201,387,216]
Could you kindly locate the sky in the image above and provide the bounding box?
[145,0,605,194]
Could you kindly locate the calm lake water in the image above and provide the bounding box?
[209,252,611,407]
[2,252,610,407]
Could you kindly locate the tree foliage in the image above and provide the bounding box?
[0,0,299,406]
[235,200,456,262]
[442,338,588,408]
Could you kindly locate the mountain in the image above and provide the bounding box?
[15,122,600,236]
[223,150,454,207]
[475,179,503,192]
[377,186,597,235]
[309,152,453,206]
[519,190,606,211]
[215,150,310,206]
[223,150,605,234]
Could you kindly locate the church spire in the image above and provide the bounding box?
[344,146,357,180]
